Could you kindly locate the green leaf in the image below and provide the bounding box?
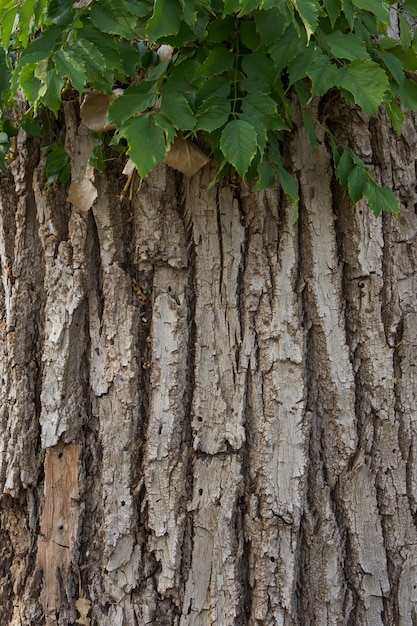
[1,6,18,47]
[386,100,404,134]
[269,23,304,74]
[365,181,399,216]
[277,165,299,203]
[239,20,262,51]
[107,82,158,127]
[238,0,262,16]
[89,143,106,172]
[302,111,319,149]
[336,149,354,188]
[152,112,177,144]
[254,159,276,190]
[180,0,197,26]
[195,97,231,132]
[21,115,43,136]
[53,49,87,93]
[347,165,367,202]
[195,76,231,106]
[389,45,417,71]
[0,48,11,101]
[206,15,234,42]
[18,63,42,104]
[342,0,356,28]
[241,52,277,88]
[123,115,167,178]
[40,68,64,116]
[76,23,123,73]
[43,141,71,185]
[337,59,389,115]
[399,13,411,49]
[308,54,339,96]
[323,0,342,26]
[16,26,61,65]
[240,92,287,148]
[291,0,321,41]
[160,88,196,130]
[325,32,370,61]
[288,45,314,85]
[223,0,240,15]
[255,6,291,45]
[351,0,390,22]
[403,0,417,16]
[374,50,404,86]
[18,0,36,47]
[146,0,182,42]
[220,119,258,177]
[400,78,417,110]
[71,37,111,92]
[195,47,234,78]
[90,0,142,38]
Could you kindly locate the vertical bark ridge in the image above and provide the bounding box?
[335,113,417,626]
[295,128,358,623]
[239,184,306,625]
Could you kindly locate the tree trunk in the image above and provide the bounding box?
[1,101,417,626]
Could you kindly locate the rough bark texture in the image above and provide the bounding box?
[1,101,417,626]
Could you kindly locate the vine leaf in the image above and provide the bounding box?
[220,119,258,178]
[123,115,167,178]
[338,60,389,115]
[365,182,399,216]
[291,0,320,41]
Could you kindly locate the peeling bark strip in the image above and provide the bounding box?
[1,106,417,625]
[37,441,80,624]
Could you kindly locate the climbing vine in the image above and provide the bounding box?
[1,0,417,214]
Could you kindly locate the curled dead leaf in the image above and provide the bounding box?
[157,45,174,62]
[67,165,97,212]
[165,136,209,177]
[80,91,116,133]
[120,158,137,200]
[122,159,136,177]
[75,597,91,626]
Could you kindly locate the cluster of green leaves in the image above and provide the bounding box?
[1,0,417,214]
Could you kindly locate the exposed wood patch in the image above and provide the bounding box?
[36,441,80,623]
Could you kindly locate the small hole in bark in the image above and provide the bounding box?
[168,286,172,292]
[197,416,203,422]
[121,500,125,507]
[199,488,203,496]
[358,282,365,288]
[270,556,275,562]
[158,424,162,434]
[58,452,63,459]
[58,524,64,530]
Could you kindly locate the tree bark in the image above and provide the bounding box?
[1,101,417,626]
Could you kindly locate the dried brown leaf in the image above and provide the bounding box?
[165,136,209,177]
[67,165,97,212]
[80,91,116,133]
[75,597,91,625]
[122,158,136,177]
